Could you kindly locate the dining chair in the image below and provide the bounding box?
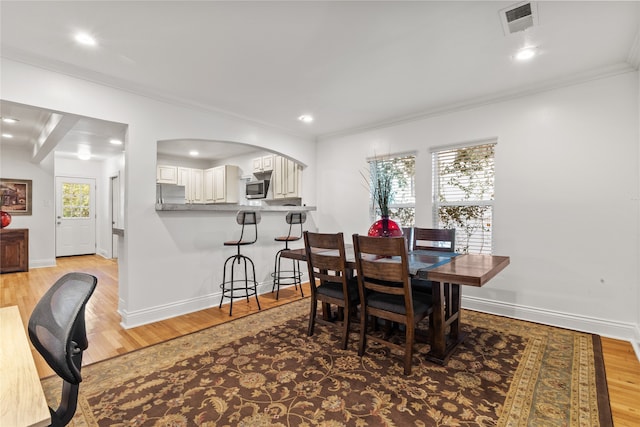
[411,227,456,252]
[304,231,360,349]
[352,234,433,375]
[410,227,456,295]
[28,272,98,426]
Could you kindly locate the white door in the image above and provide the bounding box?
[56,176,96,257]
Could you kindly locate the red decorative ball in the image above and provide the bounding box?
[0,211,11,228]
[367,216,403,237]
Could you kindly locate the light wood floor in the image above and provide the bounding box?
[1,255,639,426]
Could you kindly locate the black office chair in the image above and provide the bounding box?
[28,272,98,427]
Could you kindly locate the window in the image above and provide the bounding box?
[62,182,91,218]
[368,154,415,227]
[432,142,495,254]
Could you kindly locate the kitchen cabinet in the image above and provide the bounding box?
[252,154,274,174]
[156,165,178,184]
[273,156,301,199]
[205,165,239,204]
[0,228,29,273]
[178,167,204,204]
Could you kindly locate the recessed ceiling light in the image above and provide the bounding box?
[109,139,123,145]
[2,133,13,138]
[298,115,314,123]
[189,150,199,156]
[515,47,536,61]
[1,117,18,124]
[74,32,97,47]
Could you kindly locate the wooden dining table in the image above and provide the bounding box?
[281,246,510,364]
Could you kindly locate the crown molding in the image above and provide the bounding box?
[0,47,313,141]
[317,62,636,141]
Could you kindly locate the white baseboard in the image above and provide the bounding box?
[463,295,640,362]
[119,281,282,329]
[118,287,640,363]
[29,258,56,269]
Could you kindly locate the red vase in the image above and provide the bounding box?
[0,211,11,228]
[367,216,403,237]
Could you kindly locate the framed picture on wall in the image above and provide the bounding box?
[0,178,32,215]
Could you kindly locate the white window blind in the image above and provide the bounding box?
[368,155,416,227]
[432,143,495,254]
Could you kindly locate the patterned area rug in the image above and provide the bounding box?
[41,299,612,426]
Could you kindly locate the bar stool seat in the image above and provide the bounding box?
[272,211,306,299]
[220,211,261,316]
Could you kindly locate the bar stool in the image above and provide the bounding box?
[271,211,306,300]
[219,211,262,316]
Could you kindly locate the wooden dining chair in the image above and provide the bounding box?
[352,234,433,375]
[411,227,456,252]
[304,231,360,349]
[410,227,456,295]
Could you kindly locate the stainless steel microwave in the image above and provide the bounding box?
[246,180,270,199]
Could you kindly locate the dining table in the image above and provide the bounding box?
[280,246,510,364]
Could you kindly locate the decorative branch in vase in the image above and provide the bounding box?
[365,160,403,237]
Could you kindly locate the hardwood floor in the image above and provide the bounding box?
[1,255,639,426]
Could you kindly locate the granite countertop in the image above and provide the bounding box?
[155,203,316,212]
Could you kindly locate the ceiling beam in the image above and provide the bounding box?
[30,113,79,164]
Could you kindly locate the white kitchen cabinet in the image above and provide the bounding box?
[252,154,274,173]
[273,156,301,199]
[205,165,239,204]
[178,167,204,204]
[156,165,178,184]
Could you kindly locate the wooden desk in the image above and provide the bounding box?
[0,306,51,427]
[281,248,509,364]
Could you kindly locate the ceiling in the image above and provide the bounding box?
[1,1,638,161]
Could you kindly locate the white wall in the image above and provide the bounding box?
[317,72,640,342]
[1,59,316,327]
[0,146,56,267]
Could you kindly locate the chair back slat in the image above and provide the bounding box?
[412,227,455,252]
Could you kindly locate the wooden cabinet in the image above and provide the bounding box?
[156,165,178,184]
[0,228,29,273]
[252,154,274,174]
[273,156,301,199]
[209,165,239,204]
[177,167,204,204]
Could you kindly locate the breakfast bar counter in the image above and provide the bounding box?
[156,203,316,212]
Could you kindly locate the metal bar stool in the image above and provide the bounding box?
[272,211,306,300]
[220,211,262,316]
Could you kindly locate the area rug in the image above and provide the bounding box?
[41,299,612,426]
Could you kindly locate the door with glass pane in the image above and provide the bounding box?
[56,177,96,257]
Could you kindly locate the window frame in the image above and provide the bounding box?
[367,152,416,227]
[431,141,496,254]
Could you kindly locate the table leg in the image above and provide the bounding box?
[426,281,466,365]
[429,281,446,359]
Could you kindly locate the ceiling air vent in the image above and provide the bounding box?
[500,2,538,35]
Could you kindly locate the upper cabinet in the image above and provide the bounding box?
[157,165,178,184]
[272,156,301,199]
[178,167,204,204]
[252,154,274,174]
[205,165,239,204]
